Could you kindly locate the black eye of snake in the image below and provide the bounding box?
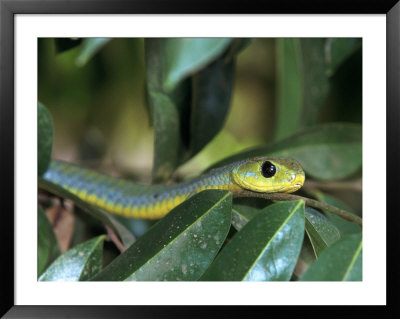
[261,161,276,178]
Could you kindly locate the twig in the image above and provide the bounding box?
[52,198,64,228]
[303,179,362,192]
[232,190,362,227]
[105,225,126,253]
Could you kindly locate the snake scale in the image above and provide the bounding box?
[43,157,305,219]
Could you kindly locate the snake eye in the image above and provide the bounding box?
[261,161,276,178]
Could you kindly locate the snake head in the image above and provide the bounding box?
[231,157,305,193]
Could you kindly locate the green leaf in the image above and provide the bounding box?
[38,102,54,176]
[301,233,362,281]
[190,56,235,156]
[208,123,362,181]
[38,177,136,248]
[75,38,111,67]
[54,38,82,54]
[298,39,330,126]
[275,39,330,140]
[92,190,232,281]
[147,87,189,182]
[231,204,260,231]
[295,235,318,279]
[159,38,232,92]
[145,39,191,182]
[200,200,305,281]
[38,207,59,277]
[325,38,361,77]
[275,39,302,140]
[311,191,361,235]
[223,38,252,61]
[305,207,341,257]
[145,38,234,182]
[39,235,106,281]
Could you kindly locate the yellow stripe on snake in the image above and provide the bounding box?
[43,157,305,219]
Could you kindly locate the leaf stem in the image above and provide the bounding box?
[232,190,362,227]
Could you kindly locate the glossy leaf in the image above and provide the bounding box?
[200,200,305,281]
[275,39,302,140]
[38,102,53,176]
[39,235,106,281]
[275,39,330,139]
[38,207,59,277]
[301,233,362,281]
[305,207,341,257]
[190,56,235,156]
[189,39,247,157]
[325,38,362,76]
[159,38,232,92]
[231,204,260,231]
[76,38,111,67]
[145,38,235,182]
[145,39,191,182]
[311,191,361,235]
[92,190,232,281]
[208,123,362,181]
[38,178,135,248]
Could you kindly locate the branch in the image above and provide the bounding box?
[232,190,362,227]
[105,225,126,253]
[303,179,362,192]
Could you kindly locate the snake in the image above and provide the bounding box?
[43,157,305,220]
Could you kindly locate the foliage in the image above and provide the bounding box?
[39,235,106,281]
[93,190,232,281]
[37,206,59,276]
[300,233,362,281]
[38,38,362,281]
[37,102,53,176]
[200,200,305,281]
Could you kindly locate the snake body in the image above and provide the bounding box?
[43,157,305,219]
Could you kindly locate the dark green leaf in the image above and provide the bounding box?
[298,39,330,126]
[54,38,82,54]
[325,38,362,76]
[231,204,260,231]
[39,235,106,281]
[145,38,234,182]
[301,233,362,281]
[145,39,191,182]
[311,191,361,235]
[92,190,232,281]
[200,200,305,281]
[222,38,252,64]
[147,87,189,182]
[159,38,232,92]
[294,235,318,279]
[208,123,362,181]
[305,207,341,257]
[275,39,330,139]
[38,207,59,277]
[38,177,136,248]
[76,38,111,67]
[38,102,54,176]
[275,39,302,139]
[190,56,235,156]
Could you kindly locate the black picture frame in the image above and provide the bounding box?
[1,0,399,317]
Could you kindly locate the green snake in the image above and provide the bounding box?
[43,157,305,219]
